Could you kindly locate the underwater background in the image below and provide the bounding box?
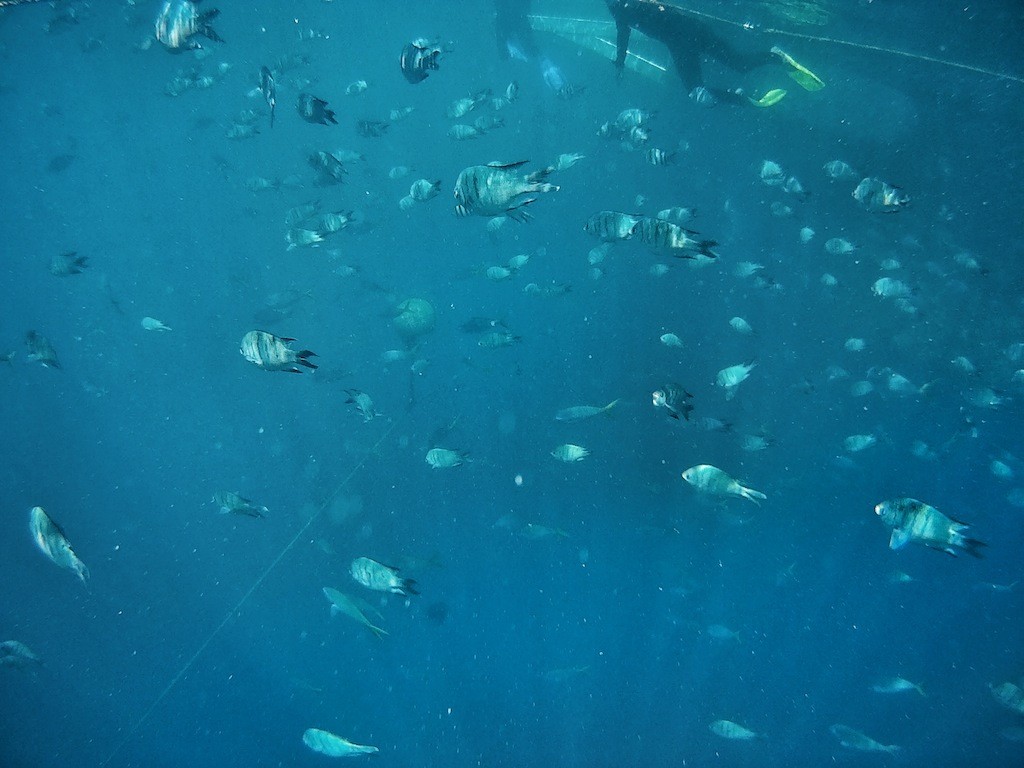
[2,0,1023,765]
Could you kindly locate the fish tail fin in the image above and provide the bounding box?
[603,398,620,413]
[698,240,719,259]
[368,622,389,639]
[741,487,767,505]
[297,351,318,370]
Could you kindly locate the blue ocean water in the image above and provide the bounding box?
[2,0,1023,765]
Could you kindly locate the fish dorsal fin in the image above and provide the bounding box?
[487,160,529,170]
[889,528,911,550]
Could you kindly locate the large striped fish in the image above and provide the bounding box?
[453,161,558,222]
[239,330,317,373]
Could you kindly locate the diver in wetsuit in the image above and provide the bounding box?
[606,0,808,106]
[495,0,568,93]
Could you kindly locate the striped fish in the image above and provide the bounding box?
[633,218,717,259]
[453,161,558,222]
[583,211,641,242]
[239,330,317,373]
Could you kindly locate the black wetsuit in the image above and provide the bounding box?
[607,0,771,102]
[495,0,540,61]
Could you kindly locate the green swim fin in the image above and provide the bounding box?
[748,88,787,107]
[771,46,825,90]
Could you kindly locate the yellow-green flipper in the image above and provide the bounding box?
[749,88,788,107]
[772,46,825,90]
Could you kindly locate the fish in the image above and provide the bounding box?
[357,119,390,138]
[478,331,521,348]
[660,333,684,348]
[875,497,984,557]
[656,207,696,224]
[322,586,388,638]
[0,640,42,670]
[824,237,856,255]
[633,218,717,259]
[682,464,766,505]
[345,79,368,96]
[297,93,337,125]
[400,38,447,83]
[302,728,379,758]
[708,719,761,740]
[583,211,641,242]
[154,0,223,52]
[25,331,60,369]
[555,400,619,422]
[829,724,900,754]
[844,434,876,452]
[991,681,1024,715]
[409,179,441,202]
[454,161,558,222]
[729,317,754,335]
[554,153,584,171]
[706,624,741,642]
[308,151,347,184]
[645,148,675,166]
[652,383,693,421]
[259,66,276,128]
[551,444,589,462]
[425,447,469,469]
[872,277,912,299]
[239,330,317,373]
[212,490,267,518]
[446,90,491,119]
[716,363,755,399]
[49,251,88,276]
[226,123,259,141]
[350,556,418,596]
[141,317,171,332]
[344,389,380,422]
[871,676,925,696]
[853,176,910,213]
[29,506,89,583]
[759,159,785,186]
[823,159,857,180]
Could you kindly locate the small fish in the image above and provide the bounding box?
[706,624,741,642]
[633,218,717,259]
[660,333,684,348]
[0,640,42,670]
[357,119,390,138]
[823,159,857,180]
[154,0,223,51]
[448,122,483,140]
[716,363,755,398]
[345,79,368,96]
[297,93,337,125]
[759,159,785,186]
[656,206,696,224]
[652,384,693,421]
[991,681,1024,716]
[853,176,909,213]
[829,724,900,754]
[729,317,754,335]
[824,237,856,255]
[321,586,387,638]
[410,179,441,202]
[871,676,926,696]
[25,331,60,369]
[141,316,171,332]
[225,123,259,140]
[29,506,89,583]
[478,331,521,349]
[350,556,417,595]
[682,464,766,505]
[302,728,379,758]
[344,389,380,422]
[212,490,268,519]
[843,434,876,452]
[872,277,912,299]
[400,38,446,84]
[308,151,347,184]
[875,497,984,557]
[240,330,317,373]
[425,447,469,469]
[645,148,675,166]
[49,251,88,276]
[554,153,584,171]
[551,444,589,462]
[799,226,815,243]
[708,719,761,740]
[259,66,276,128]
[554,400,618,422]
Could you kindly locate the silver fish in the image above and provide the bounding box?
[322,586,387,638]
[350,556,417,595]
[633,218,717,259]
[302,728,379,758]
[682,464,766,505]
[344,389,380,422]
[829,724,900,754]
[154,0,223,51]
[853,176,909,213]
[29,506,89,583]
[240,330,317,373]
[0,640,42,670]
[554,400,619,422]
[425,447,469,469]
[453,161,558,221]
[212,490,267,519]
[875,497,984,557]
[709,719,761,740]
